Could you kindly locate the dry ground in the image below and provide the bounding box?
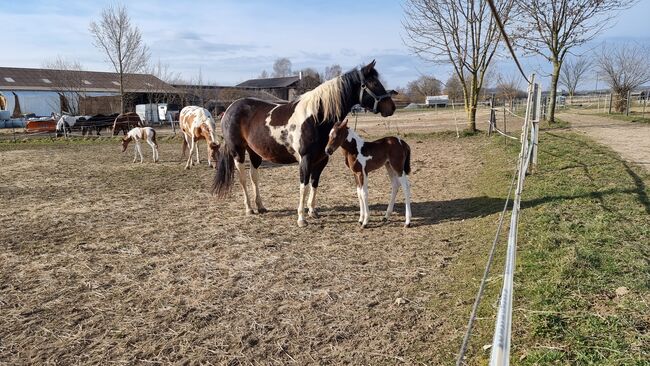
[0,131,506,364]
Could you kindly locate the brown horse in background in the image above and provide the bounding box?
[112,112,143,136]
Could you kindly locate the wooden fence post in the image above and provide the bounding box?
[608,93,613,114]
[626,90,631,116]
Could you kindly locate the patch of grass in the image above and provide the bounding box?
[593,113,650,124]
[542,118,571,129]
[470,130,649,364]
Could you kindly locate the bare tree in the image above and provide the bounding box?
[496,74,525,107]
[559,57,592,97]
[272,58,292,77]
[42,56,86,115]
[404,0,514,132]
[259,70,269,78]
[405,75,443,103]
[297,67,321,81]
[515,0,636,123]
[89,4,150,113]
[598,43,650,112]
[144,60,181,105]
[324,64,342,80]
[444,74,464,101]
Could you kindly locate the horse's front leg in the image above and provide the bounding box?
[361,171,370,228]
[194,139,201,164]
[185,138,196,169]
[307,157,328,219]
[137,141,144,163]
[297,156,311,227]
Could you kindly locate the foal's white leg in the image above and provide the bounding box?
[249,166,267,213]
[384,168,400,222]
[399,174,412,227]
[136,141,144,163]
[361,172,370,228]
[146,139,157,162]
[235,161,254,215]
[356,186,364,224]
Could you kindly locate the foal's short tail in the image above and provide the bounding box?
[212,145,235,198]
[152,129,158,148]
[404,143,411,175]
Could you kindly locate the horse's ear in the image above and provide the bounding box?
[341,119,348,128]
[362,59,376,75]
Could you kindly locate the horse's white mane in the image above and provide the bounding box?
[297,76,347,124]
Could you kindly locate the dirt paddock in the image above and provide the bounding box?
[0,129,504,364]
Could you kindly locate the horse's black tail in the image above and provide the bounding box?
[403,142,411,175]
[212,144,235,198]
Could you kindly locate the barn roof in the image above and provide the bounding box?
[236,76,300,89]
[171,84,288,103]
[0,67,177,93]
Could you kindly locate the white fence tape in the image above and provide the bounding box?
[489,74,541,365]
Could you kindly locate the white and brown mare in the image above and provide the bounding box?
[121,127,159,163]
[212,60,397,227]
[179,106,219,169]
[325,119,412,228]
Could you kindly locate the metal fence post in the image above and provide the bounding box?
[608,93,613,114]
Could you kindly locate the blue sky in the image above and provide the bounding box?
[3,0,650,90]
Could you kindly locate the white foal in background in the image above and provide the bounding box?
[121,127,159,163]
[325,119,412,228]
[179,106,219,169]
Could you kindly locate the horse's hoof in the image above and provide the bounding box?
[184,166,190,170]
[297,219,308,227]
[361,223,368,229]
[308,211,319,219]
[404,223,412,228]
[257,207,268,214]
[381,217,388,222]
[246,209,255,215]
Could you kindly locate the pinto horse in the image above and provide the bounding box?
[179,106,219,169]
[325,119,412,228]
[212,60,396,227]
[121,127,159,163]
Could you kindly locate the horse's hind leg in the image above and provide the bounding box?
[399,174,412,227]
[234,155,254,215]
[297,157,312,227]
[384,165,400,222]
[247,148,267,213]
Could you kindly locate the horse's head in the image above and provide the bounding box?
[325,119,349,156]
[357,60,397,117]
[209,142,221,168]
[121,136,132,152]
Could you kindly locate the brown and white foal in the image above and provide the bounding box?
[122,127,159,163]
[180,106,219,169]
[325,119,412,227]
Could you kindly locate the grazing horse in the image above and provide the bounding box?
[121,127,159,163]
[325,119,412,228]
[212,60,396,227]
[112,112,143,136]
[179,106,220,169]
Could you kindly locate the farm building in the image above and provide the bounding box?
[0,67,178,117]
[236,74,320,101]
[170,84,288,115]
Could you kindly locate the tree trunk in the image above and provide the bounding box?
[548,60,561,124]
[464,74,478,132]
